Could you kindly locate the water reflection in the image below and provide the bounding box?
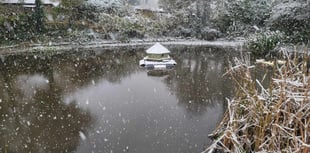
[0,47,236,153]
[169,47,233,116]
[0,56,92,153]
[147,69,171,76]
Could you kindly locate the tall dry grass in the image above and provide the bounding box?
[204,50,310,153]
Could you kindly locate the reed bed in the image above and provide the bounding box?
[204,51,310,153]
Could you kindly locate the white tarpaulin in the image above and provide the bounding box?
[146,43,170,54]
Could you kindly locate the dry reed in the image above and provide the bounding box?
[204,50,310,153]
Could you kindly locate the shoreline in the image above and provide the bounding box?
[0,38,245,55]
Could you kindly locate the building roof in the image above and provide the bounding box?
[0,0,60,7]
[146,43,170,54]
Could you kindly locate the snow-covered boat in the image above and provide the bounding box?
[139,43,176,70]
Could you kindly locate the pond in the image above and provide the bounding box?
[0,46,237,153]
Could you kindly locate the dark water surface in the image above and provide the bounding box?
[0,46,236,153]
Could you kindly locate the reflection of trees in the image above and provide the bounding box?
[0,47,240,152]
[52,49,144,87]
[166,47,235,116]
[0,55,92,153]
[0,48,145,152]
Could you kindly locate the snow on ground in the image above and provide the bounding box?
[0,39,245,54]
[84,0,124,9]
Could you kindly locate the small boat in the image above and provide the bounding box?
[139,43,177,70]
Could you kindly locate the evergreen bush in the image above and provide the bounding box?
[247,30,284,56]
[33,0,45,33]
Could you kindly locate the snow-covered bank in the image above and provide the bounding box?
[0,39,245,55]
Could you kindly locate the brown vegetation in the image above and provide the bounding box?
[204,50,310,153]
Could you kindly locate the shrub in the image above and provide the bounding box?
[247,30,284,56]
[0,14,36,43]
[212,0,272,36]
[268,1,310,43]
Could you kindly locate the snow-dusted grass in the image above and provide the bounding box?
[204,50,310,153]
[0,39,244,55]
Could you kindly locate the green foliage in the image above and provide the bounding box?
[159,0,192,11]
[98,13,147,40]
[60,0,85,28]
[229,0,271,25]
[294,28,310,43]
[0,14,36,43]
[247,30,284,56]
[61,0,84,9]
[33,0,45,33]
[268,1,310,43]
[213,0,272,35]
[269,17,310,43]
[0,1,48,43]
